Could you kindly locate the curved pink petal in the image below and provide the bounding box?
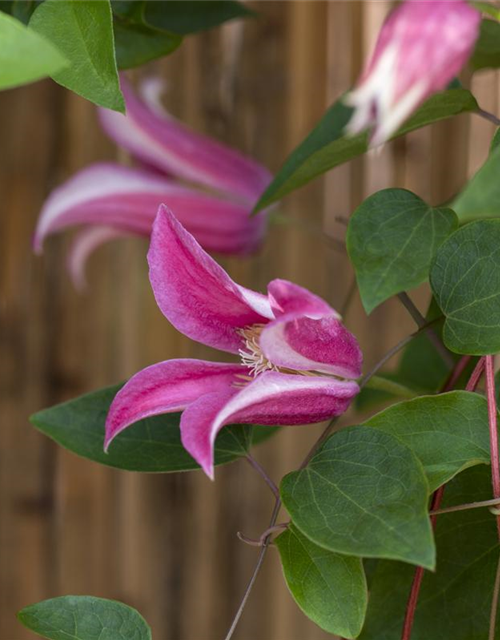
[268,279,340,319]
[180,388,239,479]
[67,225,130,291]
[98,78,272,204]
[34,163,267,256]
[259,316,363,378]
[181,371,359,478]
[148,206,273,353]
[105,359,246,449]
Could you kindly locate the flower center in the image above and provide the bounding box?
[237,324,279,377]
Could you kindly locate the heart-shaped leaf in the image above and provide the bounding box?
[364,391,490,491]
[347,188,457,313]
[276,524,367,639]
[280,426,435,569]
[359,466,500,640]
[18,596,151,640]
[430,219,500,354]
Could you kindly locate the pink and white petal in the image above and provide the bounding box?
[35,163,177,251]
[267,279,340,319]
[99,78,272,204]
[259,316,363,378]
[67,225,130,291]
[180,387,240,479]
[34,162,268,256]
[148,206,273,353]
[105,359,246,449]
[181,371,359,478]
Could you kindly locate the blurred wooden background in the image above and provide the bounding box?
[1,2,498,638]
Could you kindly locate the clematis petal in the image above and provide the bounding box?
[180,371,359,478]
[259,316,363,378]
[104,359,246,449]
[268,278,340,319]
[148,206,273,353]
[34,163,267,256]
[67,225,130,291]
[99,78,272,204]
[180,388,239,479]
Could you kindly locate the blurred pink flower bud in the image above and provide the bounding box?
[345,0,481,146]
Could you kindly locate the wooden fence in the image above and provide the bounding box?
[0,2,498,638]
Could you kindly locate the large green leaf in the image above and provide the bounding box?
[112,0,252,35]
[364,391,490,491]
[280,426,435,569]
[10,0,38,24]
[430,219,500,354]
[276,524,367,639]
[471,19,500,71]
[18,596,151,640]
[31,384,254,473]
[359,466,500,640]
[347,189,457,314]
[113,19,182,69]
[453,144,500,222]
[254,89,478,211]
[30,0,124,112]
[0,11,67,89]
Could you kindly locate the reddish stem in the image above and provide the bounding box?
[401,355,484,640]
[485,356,500,538]
[466,357,485,393]
[443,355,471,391]
[401,486,445,640]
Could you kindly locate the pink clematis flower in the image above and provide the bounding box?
[105,206,362,479]
[345,0,480,146]
[34,78,272,288]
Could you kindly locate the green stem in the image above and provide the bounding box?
[364,375,419,399]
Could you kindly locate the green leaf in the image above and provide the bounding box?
[453,144,500,222]
[430,219,500,355]
[471,19,500,71]
[364,391,490,492]
[30,384,254,473]
[112,0,253,35]
[347,189,458,314]
[359,466,500,640]
[280,426,435,569]
[30,0,125,112]
[276,524,367,639]
[254,89,478,212]
[18,595,151,640]
[472,1,500,20]
[11,0,38,25]
[0,12,67,90]
[113,19,182,69]
[363,374,420,400]
[490,128,500,153]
